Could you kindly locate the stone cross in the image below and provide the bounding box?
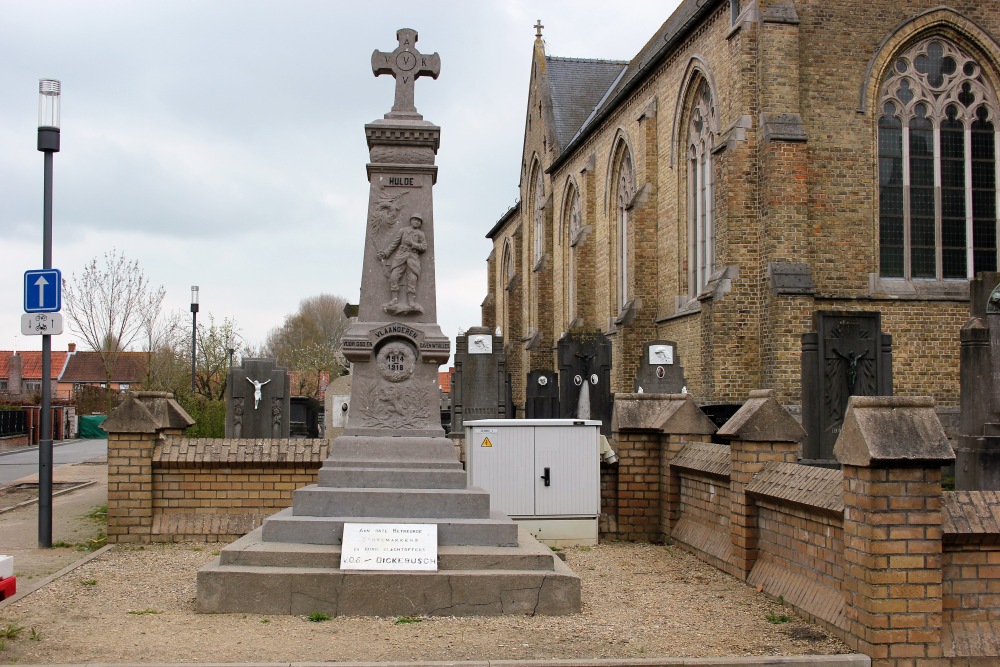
[371,28,440,116]
[534,20,544,39]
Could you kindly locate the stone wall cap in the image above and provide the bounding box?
[834,395,955,466]
[717,390,806,442]
[611,393,716,435]
[102,394,160,434]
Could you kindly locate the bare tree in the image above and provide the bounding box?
[63,249,165,403]
[266,294,351,397]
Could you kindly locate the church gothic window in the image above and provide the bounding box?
[687,79,716,297]
[532,167,545,269]
[615,147,636,312]
[877,37,999,280]
[566,185,582,324]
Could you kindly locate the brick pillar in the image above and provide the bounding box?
[103,392,194,543]
[610,393,717,542]
[717,389,804,580]
[834,396,955,667]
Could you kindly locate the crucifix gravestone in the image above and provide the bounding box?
[198,29,580,618]
[225,358,290,439]
[557,331,612,434]
[801,311,892,463]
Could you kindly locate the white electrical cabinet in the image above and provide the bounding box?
[465,419,601,546]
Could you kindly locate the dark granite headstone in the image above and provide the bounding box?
[525,370,559,418]
[557,331,612,433]
[957,271,1000,490]
[801,311,892,462]
[450,327,507,436]
[633,340,687,393]
[226,358,291,438]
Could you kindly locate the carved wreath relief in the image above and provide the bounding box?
[357,339,434,429]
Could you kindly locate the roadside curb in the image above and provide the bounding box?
[0,655,873,667]
[0,480,96,515]
[0,543,113,610]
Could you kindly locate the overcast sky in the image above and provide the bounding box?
[2,0,681,366]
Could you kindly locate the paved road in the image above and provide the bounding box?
[0,439,107,486]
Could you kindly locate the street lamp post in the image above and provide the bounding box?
[37,79,60,548]
[191,286,199,394]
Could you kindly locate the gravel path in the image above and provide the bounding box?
[0,541,851,664]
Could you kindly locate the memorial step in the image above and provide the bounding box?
[317,466,467,489]
[262,508,518,546]
[292,484,492,519]
[221,529,552,570]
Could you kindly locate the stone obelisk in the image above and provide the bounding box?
[197,30,580,617]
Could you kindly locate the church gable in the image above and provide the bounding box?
[545,56,627,152]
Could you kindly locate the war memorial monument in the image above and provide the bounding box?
[196,29,580,616]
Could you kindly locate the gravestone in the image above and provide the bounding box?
[801,311,892,463]
[449,327,506,437]
[956,271,1000,490]
[557,331,612,433]
[198,29,580,617]
[324,373,352,432]
[225,358,290,439]
[525,370,559,418]
[633,340,687,393]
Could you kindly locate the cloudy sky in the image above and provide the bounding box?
[2,0,680,366]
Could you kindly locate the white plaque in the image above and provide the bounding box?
[468,334,493,354]
[340,523,438,571]
[21,312,63,335]
[648,344,673,365]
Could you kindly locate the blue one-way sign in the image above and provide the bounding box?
[24,269,62,313]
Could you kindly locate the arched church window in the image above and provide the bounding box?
[688,79,716,297]
[877,37,999,279]
[615,148,636,311]
[532,168,545,268]
[566,186,582,323]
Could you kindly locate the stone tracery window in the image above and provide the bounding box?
[615,147,636,311]
[878,37,999,279]
[688,79,716,297]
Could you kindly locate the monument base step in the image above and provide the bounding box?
[197,527,580,616]
[261,508,519,546]
[292,484,491,519]
[317,466,467,489]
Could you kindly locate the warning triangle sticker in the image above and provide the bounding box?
[481,437,493,447]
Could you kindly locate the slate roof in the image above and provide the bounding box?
[550,0,722,171]
[60,351,147,383]
[0,351,71,381]
[545,56,627,151]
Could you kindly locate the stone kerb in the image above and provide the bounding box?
[717,389,805,580]
[834,396,955,666]
[103,392,194,543]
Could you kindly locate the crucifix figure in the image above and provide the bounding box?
[246,376,271,409]
[371,28,440,116]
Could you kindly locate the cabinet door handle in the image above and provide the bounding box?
[540,467,551,487]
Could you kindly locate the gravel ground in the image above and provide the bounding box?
[0,541,851,664]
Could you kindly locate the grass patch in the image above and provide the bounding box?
[84,505,108,523]
[127,609,163,616]
[81,579,97,586]
[0,623,24,639]
[29,628,41,641]
[394,616,422,624]
[766,611,793,624]
[307,612,331,622]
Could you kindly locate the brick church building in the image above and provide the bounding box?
[482,0,999,434]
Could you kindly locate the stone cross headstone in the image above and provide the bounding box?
[557,331,612,433]
[633,340,687,393]
[801,311,892,463]
[371,28,440,119]
[449,327,507,437]
[957,271,1000,490]
[226,358,290,439]
[525,370,559,419]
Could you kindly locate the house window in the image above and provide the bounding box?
[688,79,716,297]
[878,37,999,279]
[532,168,545,268]
[615,149,636,311]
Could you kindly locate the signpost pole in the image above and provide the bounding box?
[37,79,61,548]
